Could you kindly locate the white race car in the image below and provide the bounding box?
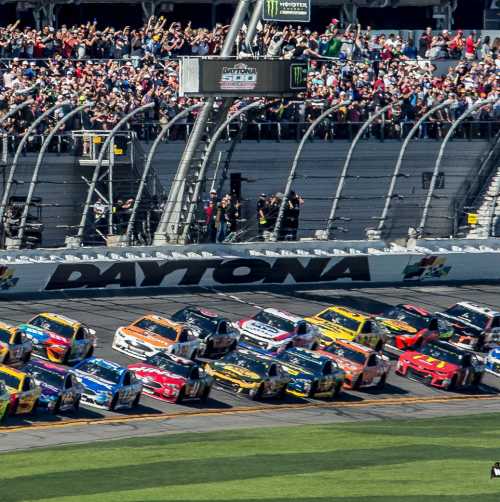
[234,308,320,355]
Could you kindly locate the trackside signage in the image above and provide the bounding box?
[263,0,311,23]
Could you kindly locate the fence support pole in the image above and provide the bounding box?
[376,99,452,235]
[325,101,401,238]
[125,103,203,245]
[418,98,497,235]
[75,102,155,245]
[272,100,349,241]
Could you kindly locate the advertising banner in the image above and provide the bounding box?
[263,0,311,23]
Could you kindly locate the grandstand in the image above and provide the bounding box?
[0,0,497,249]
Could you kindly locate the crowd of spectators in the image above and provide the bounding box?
[0,17,498,142]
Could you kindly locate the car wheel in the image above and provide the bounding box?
[9,398,19,416]
[109,394,119,411]
[62,350,70,365]
[31,399,39,416]
[249,384,264,401]
[471,373,482,390]
[73,398,80,413]
[132,393,141,408]
[191,350,198,361]
[204,342,213,358]
[175,387,185,404]
[229,340,237,352]
[331,381,343,399]
[200,386,211,403]
[377,373,387,390]
[352,375,363,391]
[447,375,458,391]
[310,343,319,351]
[21,351,31,363]
[375,340,383,352]
[52,397,62,415]
[3,353,9,365]
[86,346,94,359]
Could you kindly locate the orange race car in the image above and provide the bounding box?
[112,314,200,361]
[318,339,391,390]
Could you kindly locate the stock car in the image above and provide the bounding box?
[205,348,289,400]
[0,382,9,422]
[276,347,345,399]
[318,339,391,390]
[73,358,143,410]
[112,314,200,361]
[129,352,213,403]
[235,308,320,355]
[376,304,453,352]
[436,302,500,352]
[24,360,82,414]
[0,321,32,365]
[396,340,484,390]
[18,313,96,364]
[305,306,386,351]
[485,347,500,377]
[0,364,40,415]
[171,307,238,358]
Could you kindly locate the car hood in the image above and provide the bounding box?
[129,363,186,386]
[239,320,291,341]
[402,352,459,374]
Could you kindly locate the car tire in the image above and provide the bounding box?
[175,387,185,404]
[249,384,264,401]
[377,374,387,390]
[352,375,362,391]
[132,393,141,408]
[3,353,9,365]
[191,350,198,361]
[447,375,458,391]
[21,352,31,363]
[471,373,482,390]
[86,347,94,359]
[310,343,319,351]
[204,342,213,358]
[375,340,383,352]
[331,381,343,399]
[53,397,62,415]
[73,398,80,413]
[9,398,19,416]
[109,394,119,411]
[31,399,39,416]
[62,350,70,365]
[200,386,211,403]
[229,340,238,352]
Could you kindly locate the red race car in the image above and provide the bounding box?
[128,352,213,404]
[396,340,484,391]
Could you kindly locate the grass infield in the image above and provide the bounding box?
[2,414,500,501]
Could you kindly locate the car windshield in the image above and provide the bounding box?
[183,312,218,334]
[326,344,367,365]
[385,308,429,331]
[29,315,74,339]
[420,344,464,366]
[0,371,21,390]
[147,354,191,378]
[27,365,64,388]
[77,361,121,384]
[135,319,178,341]
[0,327,11,344]
[279,352,320,372]
[224,352,268,374]
[444,305,490,329]
[318,310,361,332]
[253,311,295,332]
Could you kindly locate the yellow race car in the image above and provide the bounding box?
[305,306,386,351]
[0,321,32,365]
[0,364,41,416]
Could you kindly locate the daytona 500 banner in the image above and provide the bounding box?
[1,251,500,294]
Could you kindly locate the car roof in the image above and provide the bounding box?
[425,339,472,355]
[186,307,222,320]
[235,347,274,364]
[285,347,327,364]
[82,358,125,373]
[155,351,196,367]
[32,312,80,327]
[330,338,374,355]
[399,304,431,317]
[135,314,183,329]
[451,302,500,317]
[320,306,369,321]
[26,359,69,375]
[262,308,302,323]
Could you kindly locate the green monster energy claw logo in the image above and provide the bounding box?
[291,64,306,88]
[266,0,280,18]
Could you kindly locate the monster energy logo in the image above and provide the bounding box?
[290,63,307,89]
[266,0,280,18]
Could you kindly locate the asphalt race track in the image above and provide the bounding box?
[2,283,500,451]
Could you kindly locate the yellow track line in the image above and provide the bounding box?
[2,393,499,434]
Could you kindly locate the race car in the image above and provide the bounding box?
[276,347,345,399]
[377,304,453,353]
[73,358,142,410]
[171,307,238,358]
[205,348,289,400]
[24,360,82,414]
[112,314,200,361]
[0,321,32,365]
[305,306,386,351]
[235,308,320,355]
[0,381,9,423]
[0,364,40,415]
[485,347,500,377]
[18,313,96,364]
[436,302,500,352]
[318,339,390,390]
[396,340,484,390]
[129,351,213,403]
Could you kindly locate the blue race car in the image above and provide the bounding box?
[486,347,500,377]
[73,358,142,410]
[276,347,345,399]
[24,359,83,414]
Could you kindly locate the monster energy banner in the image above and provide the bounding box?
[263,0,311,22]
